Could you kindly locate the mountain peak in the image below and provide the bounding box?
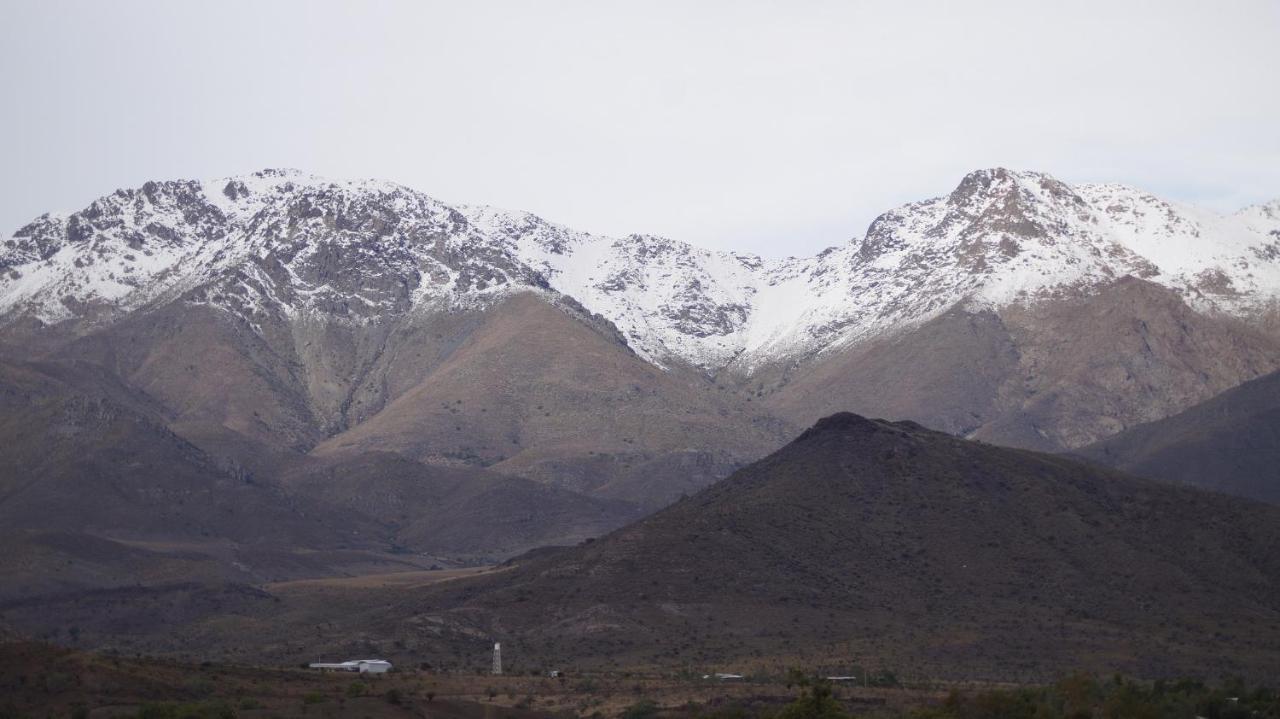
[251,167,305,179]
[4,169,1279,374]
[951,166,1031,190]
[797,411,881,438]
[945,167,1083,219]
[796,412,934,443]
[1236,197,1280,229]
[947,166,1059,199]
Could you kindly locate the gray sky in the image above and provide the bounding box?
[2,1,1278,257]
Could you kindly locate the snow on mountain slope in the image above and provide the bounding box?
[3,168,1278,372]
[462,204,765,367]
[1079,184,1280,305]
[466,168,1280,370]
[0,169,543,330]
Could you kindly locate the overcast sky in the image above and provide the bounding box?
[2,1,1278,257]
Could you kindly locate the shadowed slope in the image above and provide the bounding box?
[400,413,1280,680]
[1078,369,1280,503]
[0,359,645,602]
[282,451,642,559]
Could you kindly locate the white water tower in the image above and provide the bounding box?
[492,642,502,675]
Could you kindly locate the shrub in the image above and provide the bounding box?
[776,680,849,719]
[42,672,73,694]
[621,699,659,719]
[872,670,901,688]
[574,679,600,694]
[346,680,369,698]
[182,676,215,698]
[133,700,235,719]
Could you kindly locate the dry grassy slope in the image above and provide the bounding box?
[1077,369,1280,504]
[313,292,793,507]
[0,360,353,545]
[0,530,238,602]
[402,413,1280,680]
[0,359,641,603]
[13,270,1276,514]
[764,278,1280,452]
[44,277,516,461]
[756,308,1020,440]
[986,278,1280,449]
[0,360,443,598]
[28,284,791,509]
[282,451,642,558]
[56,301,327,453]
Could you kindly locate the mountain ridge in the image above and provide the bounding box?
[3,166,1278,494]
[6,167,1279,373]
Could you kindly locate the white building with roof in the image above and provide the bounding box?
[308,659,392,674]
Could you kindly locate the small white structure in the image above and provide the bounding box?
[309,659,393,674]
[492,642,502,675]
[702,673,744,681]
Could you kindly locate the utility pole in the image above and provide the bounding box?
[492,642,502,675]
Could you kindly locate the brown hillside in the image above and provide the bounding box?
[314,293,792,507]
[765,279,1280,451]
[395,413,1280,681]
[1078,369,1280,504]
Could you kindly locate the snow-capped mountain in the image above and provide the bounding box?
[3,167,1279,374]
[468,169,1280,371]
[0,169,543,333]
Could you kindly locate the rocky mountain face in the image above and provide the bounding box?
[1078,369,1280,504]
[1,168,1278,515]
[765,277,1280,450]
[5,167,1274,455]
[748,172,1280,449]
[473,170,1280,449]
[0,171,792,512]
[468,168,1280,370]
[4,170,1280,675]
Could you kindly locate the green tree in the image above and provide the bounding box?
[346,680,369,698]
[776,680,849,719]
